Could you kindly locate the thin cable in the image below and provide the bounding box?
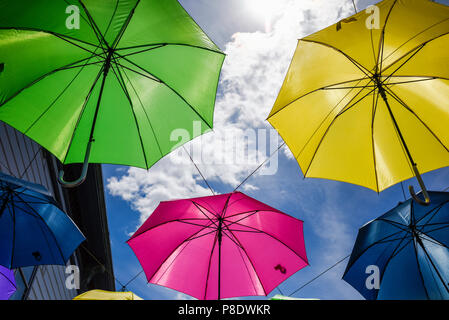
[122,269,145,290]
[79,243,126,289]
[351,0,358,13]
[400,182,407,201]
[289,254,351,297]
[276,287,284,296]
[183,145,215,195]
[233,142,286,192]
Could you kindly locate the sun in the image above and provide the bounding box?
[245,0,277,20]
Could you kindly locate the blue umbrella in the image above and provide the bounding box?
[343,191,449,300]
[0,172,85,268]
[0,265,16,300]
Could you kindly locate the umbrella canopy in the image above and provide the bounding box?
[0,172,85,268]
[0,0,224,187]
[128,192,308,300]
[268,0,449,204]
[0,265,16,300]
[270,294,318,300]
[343,191,449,300]
[73,289,143,300]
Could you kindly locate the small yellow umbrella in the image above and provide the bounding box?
[73,290,143,300]
[268,0,449,204]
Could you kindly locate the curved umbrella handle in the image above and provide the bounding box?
[58,139,93,188]
[409,164,430,206]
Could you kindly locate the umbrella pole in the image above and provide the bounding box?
[377,80,430,205]
[58,49,114,188]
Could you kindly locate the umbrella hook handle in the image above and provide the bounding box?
[58,139,93,188]
[409,164,430,206]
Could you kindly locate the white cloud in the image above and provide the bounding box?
[107,0,355,230]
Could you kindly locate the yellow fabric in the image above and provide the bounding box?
[73,290,143,300]
[268,0,449,192]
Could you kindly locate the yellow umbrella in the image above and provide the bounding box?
[73,290,143,300]
[268,0,449,205]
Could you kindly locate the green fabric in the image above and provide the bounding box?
[0,0,224,169]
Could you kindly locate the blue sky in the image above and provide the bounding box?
[102,0,449,300]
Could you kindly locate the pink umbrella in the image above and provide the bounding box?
[128,192,308,300]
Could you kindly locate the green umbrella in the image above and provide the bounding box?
[0,0,224,187]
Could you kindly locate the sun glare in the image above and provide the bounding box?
[246,0,276,20]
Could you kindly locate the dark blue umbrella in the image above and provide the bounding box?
[0,172,85,268]
[343,191,449,300]
[0,265,15,300]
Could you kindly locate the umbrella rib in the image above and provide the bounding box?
[77,0,109,48]
[378,218,411,233]
[223,211,260,228]
[127,218,214,240]
[13,192,71,264]
[380,18,449,72]
[102,0,120,41]
[420,232,449,250]
[146,221,215,282]
[376,0,398,73]
[415,235,449,295]
[0,27,99,49]
[301,85,376,177]
[383,77,440,86]
[110,63,150,169]
[62,65,105,164]
[117,44,168,58]
[221,222,267,296]
[192,201,220,220]
[152,229,218,284]
[291,80,372,166]
[344,228,406,273]
[375,236,414,299]
[114,63,164,159]
[114,53,213,128]
[411,235,431,299]
[384,87,449,153]
[112,59,161,83]
[115,43,225,56]
[301,39,374,78]
[416,202,446,225]
[8,201,16,268]
[227,221,307,262]
[24,52,103,135]
[220,194,233,218]
[267,76,371,120]
[0,53,103,109]
[381,45,426,83]
[203,232,218,300]
[223,210,258,222]
[111,0,141,49]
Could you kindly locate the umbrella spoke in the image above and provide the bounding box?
[384,87,449,154]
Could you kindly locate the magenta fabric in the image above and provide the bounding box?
[128,192,308,300]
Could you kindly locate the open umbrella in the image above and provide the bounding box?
[0,172,85,268]
[0,265,16,300]
[343,191,449,300]
[73,289,143,300]
[268,0,449,204]
[0,0,224,187]
[128,192,308,300]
